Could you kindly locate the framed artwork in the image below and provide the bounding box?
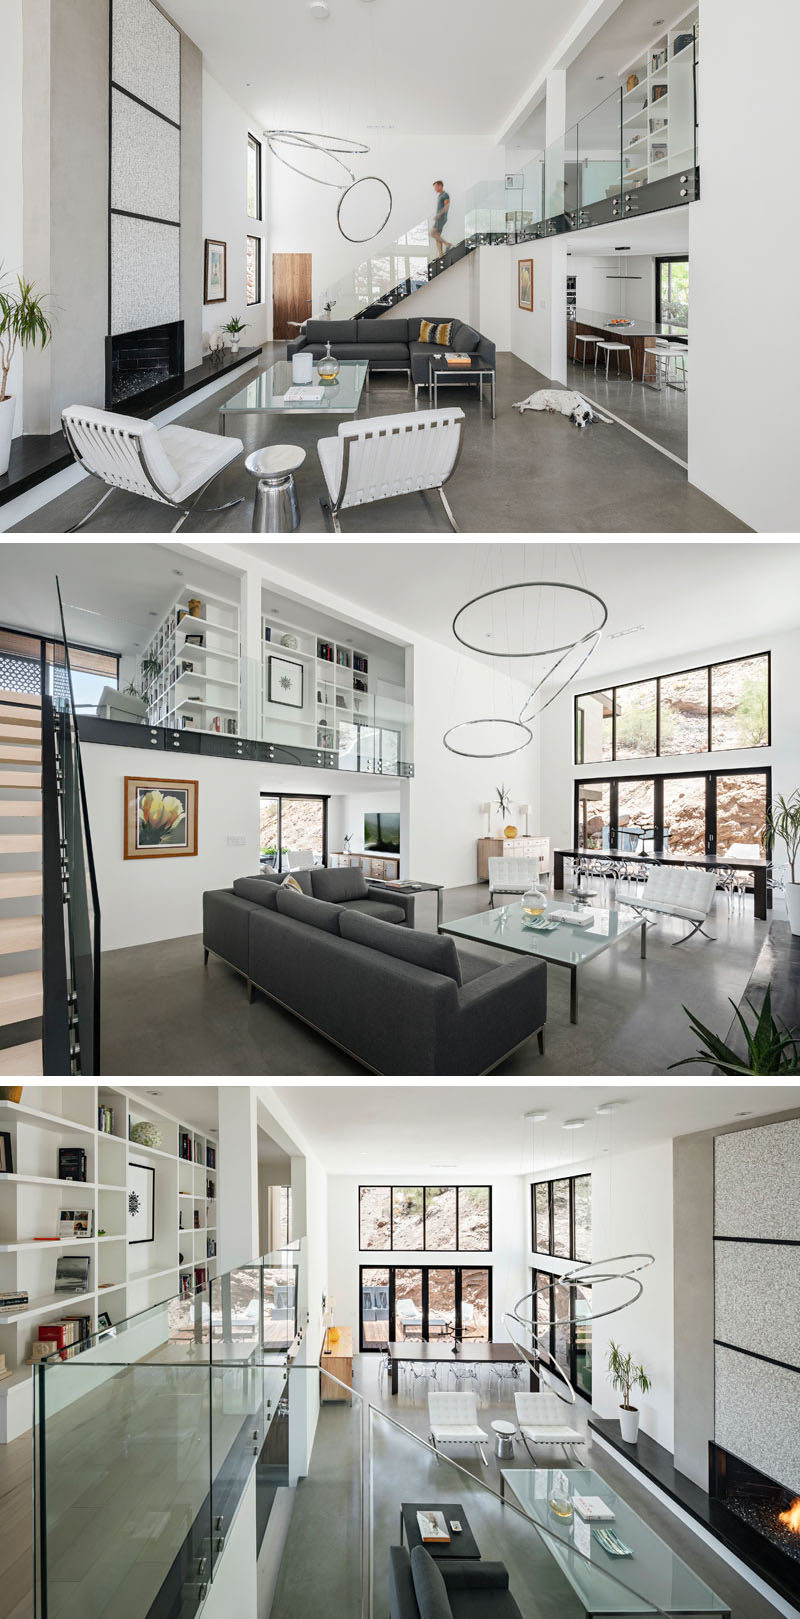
[518,258,533,311]
[204,238,227,303]
[97,1311,116,1338]
[128,1162,155,1244]
[124,776,198,860]
[268,655,304,709]
[0,1131,13,1173]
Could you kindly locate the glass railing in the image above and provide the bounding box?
[240,654,414,777]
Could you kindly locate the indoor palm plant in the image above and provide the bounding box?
[0,268,53,475]
[761,789,800,935]
[606,1341,652,1443]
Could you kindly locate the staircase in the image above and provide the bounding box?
[356,231,504,320]
[0,691,44,1076]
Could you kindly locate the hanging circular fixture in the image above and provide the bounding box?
[264,129,370,188]
[518,629,602,727]
[442,717,533,759]
[452,581,608,659]
[505,1254,654,1405]
[337,175,393,241]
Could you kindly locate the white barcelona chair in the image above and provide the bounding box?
[317,407,465,532]
[514,1392,586,1463]
[487,856,545,908]
[627,865,717,945]
[61,405,244,533]
[428,1391,489,1466]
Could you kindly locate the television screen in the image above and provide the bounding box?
[364,812,400,854]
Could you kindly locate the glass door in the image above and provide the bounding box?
[662,774,707,856]
[394,1269,424,1340]
[259,792,328,871]
[260,795,280,869]
[360,1267,390,1350]
[461,1268,490,1340]
[427,1269,456,1342]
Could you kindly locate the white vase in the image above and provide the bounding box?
[786,883,800,937]
[292,350,314,384]
[619,1406,640,1443]
[230,340,240,354]
[0,395,16,477]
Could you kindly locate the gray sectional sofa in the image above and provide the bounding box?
[202,869,546,1076]
[390,1545,524,1619]
[286,316,496,393]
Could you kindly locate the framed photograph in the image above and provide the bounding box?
[0,1131,13,1174]
[97,1311,116,1339]
[204,238,227,303]
[128,1162,155,1244]
[268,655,304,709]
[518,258,534,311]
[124,776,198,860]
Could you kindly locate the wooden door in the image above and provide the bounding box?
[272,252,312,339]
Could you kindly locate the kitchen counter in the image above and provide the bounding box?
[569,307,688,379]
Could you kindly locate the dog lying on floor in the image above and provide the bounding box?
[513,389,611,427]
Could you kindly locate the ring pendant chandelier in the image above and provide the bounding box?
[265,131,393,242]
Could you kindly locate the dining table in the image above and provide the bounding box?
[385,1340,535,1397]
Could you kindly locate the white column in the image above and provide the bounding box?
[217,1085,259,1270]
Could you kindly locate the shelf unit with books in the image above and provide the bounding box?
[262,612,372,757]
[619,5,698,191]
[139,586,241,738]
[0,1087,220,1442]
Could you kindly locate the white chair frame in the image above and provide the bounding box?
[318,410,465,534]
[428,1391,489,1467]
[488,856,546,907]
[61,412,243,534]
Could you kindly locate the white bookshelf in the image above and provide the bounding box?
[619,6,698,191]
[0,1087,219,1442]
[262,613,372,756]
[140,586,240,738]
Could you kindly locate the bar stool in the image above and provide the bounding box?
[667,346,688,390]
[247,444,305,532]
[595,341,634,380]
[573,333,599,366]
[643,342,673,390]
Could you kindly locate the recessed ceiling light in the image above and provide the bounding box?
[595,74,605,80]
[146,1089,162,1096]
[563,1118,587,1130]
[172,569,183,576]
[608,624,646,640]
[652,18,664,24]
[148,610,157,616]
[524,1109,549,1122]
[595,1099,627,1115]
[309,0,329,16]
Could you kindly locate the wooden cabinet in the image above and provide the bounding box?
[330,851,400,879]
[321,1325,353,1402]
[477,838,504,881]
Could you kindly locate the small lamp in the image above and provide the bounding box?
[518,802,532,836]
[479,801,492,836]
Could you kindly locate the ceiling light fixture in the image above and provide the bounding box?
[264,128,369,188]
[524,1109,549,1122]
[563,1117,587,1130]
[443,717,533,759]
[506,1253,655,1404]
[595,1099,627,1115]
[309,1,330,18]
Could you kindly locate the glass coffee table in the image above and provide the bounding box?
[501,1468,730,1617]
[439,898,645,1024]
[427,354,496,418]
[219,359,369,434]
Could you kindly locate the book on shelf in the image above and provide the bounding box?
[98,1105,115,1133]
[39,1315,91,1360]
[58,1209,93,1239]
[0,1292,29,1311]
[445,353,472,366]
[180,1132,193,1162]
[55,1254,91,1293]
[58,1147,87,1183]
[416,1510,450,1544]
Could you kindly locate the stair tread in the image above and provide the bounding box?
[0,917,42,954]
[0,1040,43,1076]
[0,871,43,897]
[0,710,42,727]
[0,802,42,817]
[0,725,41,743]
[0,834,42,853]
[0,746,43,763]
[0,772,42,788]
[0,691,41,707]
[0,971,43,1027]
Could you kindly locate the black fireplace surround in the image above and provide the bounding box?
[106,320,185,412]
[709,1442,800,1588]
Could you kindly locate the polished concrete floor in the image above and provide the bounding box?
[565,354,688,463]
[99,884,766,1077]
[12,344,745,535]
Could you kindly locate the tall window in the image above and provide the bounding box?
[259,793,328,869]
[532,1175,591,1262]
[359,1265,491,1350]
[359,1185,491,1251]
[575,653,770,764]
[247,133,262,220]
[574,768,770,864]
[656,256,689,328]
[0,625,119,710]
[246,234,262,305]
[531,1269,592,1399]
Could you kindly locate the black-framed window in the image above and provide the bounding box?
[246,234,262,305]
[247,133,262,221]
[575,652,770,765]
[359,1185,491,1252]
[573,766,771,863]
[259,792,329,868]
[359,1264,492,1351]
[531,1175,591,1262]
[531,1268,592,1400]
[0,624,119,710]
[655,255,689,328]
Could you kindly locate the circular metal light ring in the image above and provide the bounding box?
[443,717,533,759]
[506,1254,654,1406]
[518,629,602,727]
[337,176,393,242]
[562,1252,655,1291]
[452,581,609,659]
[504,1315,577,1404]
[265,129,369,189]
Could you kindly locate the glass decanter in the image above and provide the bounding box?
[521,883,547,922]
[318,340,340,383]
[548,1469,573,1520]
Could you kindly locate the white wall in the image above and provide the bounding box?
[326,1174,528,1350]
[509,237,568,384]
[538,627,800,855]
[269,135,505,322]
[688,0,800,531]
[572,254,655,320]
[378,255,478,330]
[3,0,24,439]
[202,70,268,349]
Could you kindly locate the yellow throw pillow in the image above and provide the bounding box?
[419,319,454,346]
[281,874,303,893]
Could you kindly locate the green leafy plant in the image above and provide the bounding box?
[124,653,162,703]
[223,316,248,338]
[606,1342,652,1411]
[0,268,53,402]
[670,986,800,1076]
[760,790,800,884]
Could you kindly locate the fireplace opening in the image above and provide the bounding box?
[710,1443,800,1567]
[106,320,184,411]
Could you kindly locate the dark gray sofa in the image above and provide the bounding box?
[389,1545,524,1619]
[202,874,546,1076]
[286,316,496,393]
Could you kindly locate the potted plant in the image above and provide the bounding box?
[670,986,799,1075]
[606,1341,652,1443]
[123,653,162,707]
[761,790,800,936]
[0,269,53,476]
[223,316,248,355]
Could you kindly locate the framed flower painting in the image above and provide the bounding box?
[124,776,198,859]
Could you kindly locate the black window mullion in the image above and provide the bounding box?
[707,665,712,753]
[421,1269,429,1342]
[610,779,619,850]
[549,1184,554,1254]
[455,1270,462,1340]
[706,773,716,858]
[611,688,617,762]
[653,776,664,854]
[423,1188,427,1253]
[390,1186,393,1249]
[655,676,661,757]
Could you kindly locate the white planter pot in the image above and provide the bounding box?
[230,341,240,354]
[619,1406,640,1443]
[0,395,17,477]
[786,883,800,937]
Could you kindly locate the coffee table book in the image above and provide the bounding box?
[573,1494,615,1521]
[417,1511,450,1544]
